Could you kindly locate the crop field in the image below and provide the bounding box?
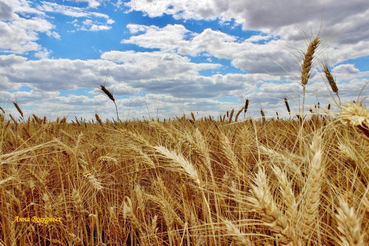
[1,37,369,245]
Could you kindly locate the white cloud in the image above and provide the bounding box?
[124,0,369,37]
[0,0,59,55]
[245,34,274,43]
[89,24,111,31]
[101,50,222,85]
[124,0,369,64]
[126,23,150,34]
[122,21,369,79]
[123,24,192,52]
[122,24,299,74]
[124,0,219,20]
[333,64,360,74]
[0,89,59,105]
[83,19,93,26]
[0,16,56,54]
[66,0,105,9]
[34,48,51,59]
[76,17,112,31]
[3,0,44,17]
[37,1,109,19]
[35,2,114,32]
[0,1,13,20]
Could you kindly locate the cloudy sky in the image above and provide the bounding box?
[1,0,369,122]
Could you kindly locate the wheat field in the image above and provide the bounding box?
[1,37,369,246]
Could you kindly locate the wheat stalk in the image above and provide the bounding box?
[235,107,243,122]
[229,109,234,123]
[260,108,265,123]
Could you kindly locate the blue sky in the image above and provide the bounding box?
[1,0,369,122]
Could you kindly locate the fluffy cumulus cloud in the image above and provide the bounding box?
[0,0,113,55]
[0,52,257,120]
[124,0,220,20]
[125,0,369,37]
[124,24,193,52]
[0,1,13,20]
[122,10,369,78]
[0,89,59,105]
[0,0,61,55]
[0,52,228,98]
[123,24,301,75]
[333,64,360,74]
[37,1,114,31]
[124,0,369,66]
[2,48,366,121]
[0,0,56,54]
[37,1,108,18]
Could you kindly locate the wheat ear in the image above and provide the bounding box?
[335,197,366,246]
[100,85,120,121]
[95,113,104,127]
[301,37,320,116]
[300,135,324,241]
[324,64,340,104]
[338,102,369,139]
[224,219,251,245]
[154,146,200,186]
[13,102,23,118]
[244,99,249,116]
[248,167,293,245]
[191,112,195,121]
[9,114,18,127]
[284,97,291,117]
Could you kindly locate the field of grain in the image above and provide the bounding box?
[1,37,369,245]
